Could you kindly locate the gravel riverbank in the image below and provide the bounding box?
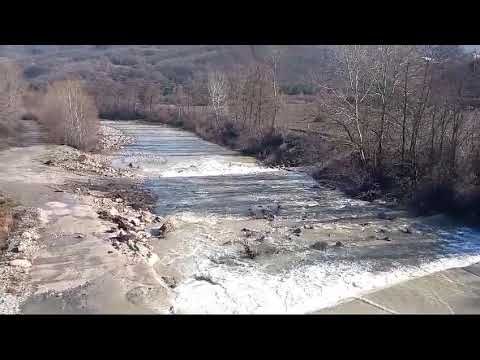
[1,122,176,314]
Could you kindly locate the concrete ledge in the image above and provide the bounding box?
[314,263,480,314]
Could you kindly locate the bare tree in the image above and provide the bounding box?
[0,60,24,146]
[207,71,228,127]
[0,60,24,121]
[312,45,377,166]
[40,79,99,151]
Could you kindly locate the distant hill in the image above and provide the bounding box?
[1,44,472,91]
[0,45,335,89]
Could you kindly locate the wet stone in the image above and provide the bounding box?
[377,212,395,220]
[293,227,302,236]
[311,241,328,251]
[399,226,411,234]
[375,234,390,241]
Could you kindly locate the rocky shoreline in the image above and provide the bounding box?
[42,124,179,264]
[0,123,176,313]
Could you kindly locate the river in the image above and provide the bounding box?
[108,120,480,314]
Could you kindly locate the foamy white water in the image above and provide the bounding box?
[159,157,279,178]
[108,121,480,314]
[173,252,480,314]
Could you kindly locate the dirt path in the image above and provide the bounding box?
[0,125,173,314]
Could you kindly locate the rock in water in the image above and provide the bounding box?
[311,241,328,251]
[151,218,176,238]
[161,276,177,289]
[375,234,390,241]
[248,203,280,220]
[241,228,258,238]
[377,212,395,220]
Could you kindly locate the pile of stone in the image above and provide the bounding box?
[239,227,278,259]
[0,206,47,301]
[2,207,47,264]
[45,147,136,178]
[95,125,134,152]
[94,194,175,264]
[247,203,281,221]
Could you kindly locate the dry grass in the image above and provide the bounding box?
[0,194,15,249]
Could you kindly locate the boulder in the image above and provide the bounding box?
[135,242,151,257]
[140,211,154,223]
[161,276,177,289]
[311,241,328,251]
[9,259,32,268]
[127,239,138,251]
[256,242,278,256]
[375,234,390,241]
[128,217,141,227]
[377,212,395,220]
[108,207,119,217]
[293,227,302,236]
[147,252,159,266]
[241,228,259,238]
[248,203,280,220]
[112,216,136,231]
[114,229,134,242]
[151,218,176,238]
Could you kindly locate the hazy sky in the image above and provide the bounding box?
[463,45,480,52]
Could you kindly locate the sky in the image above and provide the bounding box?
[463,45,480,52]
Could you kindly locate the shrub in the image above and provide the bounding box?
[108,53,139,66]
[20,112,38,121]
[0,194,14,248]
[409,183,456,216]
[23,65,49,79]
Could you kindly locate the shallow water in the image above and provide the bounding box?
[108,120,480,314]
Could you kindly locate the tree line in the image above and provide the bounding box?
[3,45,480,213]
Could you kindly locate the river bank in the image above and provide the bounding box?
[0,121,178,313]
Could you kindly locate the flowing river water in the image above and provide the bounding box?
[108,121,480,314]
